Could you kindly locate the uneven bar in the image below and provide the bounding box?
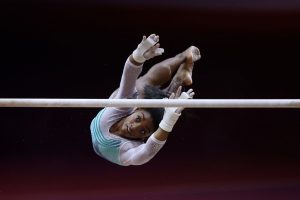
[0,99,300,108]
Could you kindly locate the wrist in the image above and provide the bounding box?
[132,35,157,64]
[159,110,181,132]
[132,50,146,63]
[129,54,144,65]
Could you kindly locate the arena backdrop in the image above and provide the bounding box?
[0,1,300,200]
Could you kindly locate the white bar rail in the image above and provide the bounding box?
[0,99,300,108]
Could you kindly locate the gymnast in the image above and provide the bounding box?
[90,34,201,166]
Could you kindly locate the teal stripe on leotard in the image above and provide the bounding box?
[93,109,120,147]
[91,108,123,165]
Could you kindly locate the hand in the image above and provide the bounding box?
[139,34,159,46]
[168,86,195,113]
[143,35,164,60]
[143,43,164,60]
[132,34,164,63]
[159,86,195,132]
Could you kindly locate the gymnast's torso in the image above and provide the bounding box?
[90,58,166,166]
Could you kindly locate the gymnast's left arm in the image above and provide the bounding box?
[119,134,166,166]
[119,88,195,166]
[116,34,164,99]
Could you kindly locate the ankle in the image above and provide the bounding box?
[175,52,187,62]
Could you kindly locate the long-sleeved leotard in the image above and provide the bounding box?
[90,58,166,166]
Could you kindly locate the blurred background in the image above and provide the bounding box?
[0,0,300,199]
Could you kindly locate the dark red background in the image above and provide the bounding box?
[0,1,300,200]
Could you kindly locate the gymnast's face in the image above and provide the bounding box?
[120,109,155,140]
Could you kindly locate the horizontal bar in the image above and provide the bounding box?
[0,99,300,108]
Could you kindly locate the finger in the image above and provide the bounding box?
[186,88,193,94]
[154,48,164,56]
[176,86,182,97]
[149,34,156,39]
[169,92,175,99]
[154,35,159,42]
[150,43,160,51]
[189,92,195,98]
[142,36,146,42]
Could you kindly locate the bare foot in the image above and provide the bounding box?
[185,46,201,63]
[164,61,194,94]
[172,46,200,86]
[165,46,200,93]
[176,62,194,85]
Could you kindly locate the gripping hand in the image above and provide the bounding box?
[132,34,164,63]
[159,87,195,132]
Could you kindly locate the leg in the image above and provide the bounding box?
[164,46,201,94]
[136,46,201,95]
[137,52,187,87]
[163,62,195,95]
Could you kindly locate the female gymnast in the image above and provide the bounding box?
[90,34,201,166]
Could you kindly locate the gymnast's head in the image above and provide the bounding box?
[118,85,167,140]
[117,107,165,140]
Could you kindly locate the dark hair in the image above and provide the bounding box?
[143,85,168,129]
[143,107,164,129]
